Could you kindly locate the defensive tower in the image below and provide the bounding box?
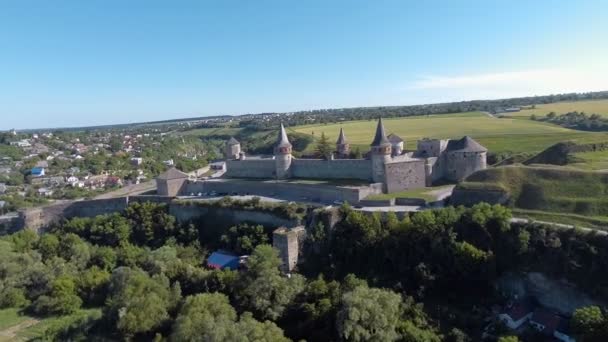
[225,137,241,159]
[335,127,350,158]
[274,123,292,179]
[370,118,392,184]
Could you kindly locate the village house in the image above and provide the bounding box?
[0,183,6,194]
[37,188,53,197]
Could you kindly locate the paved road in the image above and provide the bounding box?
[94,181,156,199]
[510,217,607,235]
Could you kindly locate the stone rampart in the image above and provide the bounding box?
[184,179,381,204]
[395,197,427,206]
[291,159,372,180]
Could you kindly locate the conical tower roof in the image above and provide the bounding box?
[336,127,348,145]
[227,137,240,145]
[370,118,390,146]
[276,123,292,148]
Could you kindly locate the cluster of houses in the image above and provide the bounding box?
[494,298,575,342]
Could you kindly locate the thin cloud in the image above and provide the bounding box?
[405,68,608,101]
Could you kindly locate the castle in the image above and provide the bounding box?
[223,118,487,193]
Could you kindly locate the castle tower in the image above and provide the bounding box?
[274,123,292,179]
[225,137,241,160]
[370,118,392,184]
[336,127,350,158]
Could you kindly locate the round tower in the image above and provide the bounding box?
[336,127,350,158]
[370,118,392,184]
[274,123,292,179]
[225,137,241,160]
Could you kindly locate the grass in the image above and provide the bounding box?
[291,111,608,154]
[513,209,608,230]
[0,308,101,342]
[367,185,453,201]
[0,308,29,330]
[458,165,608,219]
[569,149,608,170]
[503,99,608,118]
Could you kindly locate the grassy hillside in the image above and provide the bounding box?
[458,165,608,219]
[504,99,608,118]
[291,111,608,154]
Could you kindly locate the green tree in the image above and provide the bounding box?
[315,132,333,159]
[32,276,82,315]
[126,202,176,247]
[237,245,304,320]
[77,266,110,306]
[171,293,237,341]
[572,306,606,341]
[105,267,173,337]
[336,286,402,342]
[171,293,289,342]
[221,223,269,254]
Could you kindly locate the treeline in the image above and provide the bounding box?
[237,91,608,128]
[2,201,608,340]
[534,111,608,131]
[0,201,441,341]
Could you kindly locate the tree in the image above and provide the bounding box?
[32,276,82,315]
[497,336,519,342]
[315,132,333,159]
[336,286,402,342]
[171,293,289,342]
[77,266,110,306]
[572,306,606,341]
[105,267,173,337]
[237,245,304,320]
[171,293,237,341]
[125,202,176,247]
[221,223,269,254]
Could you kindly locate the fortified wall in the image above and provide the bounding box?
[185,179,384,204]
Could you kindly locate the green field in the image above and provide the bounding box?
[504,99,608,118]
[569,149,608,170]
[292,111,608,154]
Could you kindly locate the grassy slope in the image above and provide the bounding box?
[504,99,608,118]
[458,165,608,218]
[292,111,608,154]
[0,308,101,341]
[367,185,453,201]
[570,149,608,170]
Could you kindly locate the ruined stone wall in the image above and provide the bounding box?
[290,159,372,181]
[384,159,426,193]
[445,151,487,182]
[225,159,275,178]
[273,226,306,272]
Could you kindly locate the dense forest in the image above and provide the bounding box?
[1,201,608,341]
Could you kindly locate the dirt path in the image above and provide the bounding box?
[0,319,39,340]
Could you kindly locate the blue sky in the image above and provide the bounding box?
[1,0,607,129]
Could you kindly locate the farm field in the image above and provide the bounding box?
[504,99,608,118]
[291,111,608,154]
[569,149,608,171]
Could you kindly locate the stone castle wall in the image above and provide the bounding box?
[184,179,381,204]
[225,159,275,178]
[385,159,426,193]
[291,159,372,180]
